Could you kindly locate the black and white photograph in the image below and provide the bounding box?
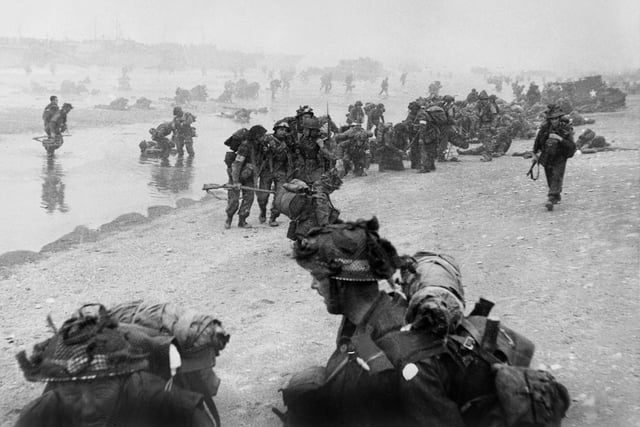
[0,0,638,426]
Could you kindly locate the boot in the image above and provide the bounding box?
[545,199,554,211]
[258,207,267,224]
[224,214,233,229]
[269,214,280,227]
[238,217,252,228]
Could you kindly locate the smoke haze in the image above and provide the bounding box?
[2,0,639,73]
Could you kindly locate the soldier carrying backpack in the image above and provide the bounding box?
[275,218,570,427]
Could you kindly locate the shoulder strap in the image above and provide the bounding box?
[376,330,449,367]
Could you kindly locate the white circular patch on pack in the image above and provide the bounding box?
[402,363,419,381]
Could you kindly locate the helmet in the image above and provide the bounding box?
[377,103,385,109]
[273,121,290,131]
[16,304,148,382]
[294,217,399,282]
[296,105,314,117]
[61,103,73,111]
[544,104,566,119]
[249,125,268,140]
[442,95,455,103]
[355,100,363,107]
[173,106,183,116]
[302,117,321,130]
[478,90,489,100]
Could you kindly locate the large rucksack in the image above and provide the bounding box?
[425,105,450,125]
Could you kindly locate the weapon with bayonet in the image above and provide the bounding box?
[202,183,275,193]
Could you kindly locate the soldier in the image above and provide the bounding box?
[270,79,281,100]
[404,101,422,169]
[525,82,541,106]
[257,121,293,226]
[376,122,407,171]
[42,95,59,137]
[15,305,214,427]
[277,218,570,427]
[149,121,175,159]
[346,101,365,125]
[46,103,73,145]
[345,73,355,93]
[335,121,371,177]
[437,95,457,161]
[466,88,479,103]
[415,106,446,173]
[296,117,334,184]
[475,90,499,161]
[172,106,196,157]
[225,125,267,228]
[378,76,389,96]
[366,103,385,132]
[533,104,576,211]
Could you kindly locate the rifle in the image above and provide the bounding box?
[526,158,539,181]
[202,183,275,194]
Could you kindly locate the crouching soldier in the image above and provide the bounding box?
[15,304,215,427]
[275,218,570,427]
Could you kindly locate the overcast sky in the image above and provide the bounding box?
[3,0,639,73]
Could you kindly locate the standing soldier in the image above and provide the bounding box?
[437,95,457,161]
[416,105,448,173]
[366,103,385,132]
[296,117,334,184]
[335,121,371,177]
[475,90,499,162]
[172,106,196,157]
[379,76,389,96]
[404,101,422,169]
[347,101,365,125]
[257,121,293,226]
[345,73,355,93]
[42,95,59,137]
[225,125,267,228]
[532,104,576,211]
[46,103,73,146]
[466,88,479,103]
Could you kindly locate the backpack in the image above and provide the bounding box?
[425,105,449,125]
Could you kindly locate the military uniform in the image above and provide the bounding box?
[45,104,72,147]
[42,99,59,137]
[533,106,575,210]
[335,125,371,177]
[257,130,293,225]
[151,122,175,159]
[295,118,334,184]
[226,134,260,228]
[475,92,499,161]
[173,108,196,157]
[376,123,406,171]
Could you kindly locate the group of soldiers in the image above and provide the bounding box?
[13,218,571,427]
[146,106,198,158]
[17,92,578,427]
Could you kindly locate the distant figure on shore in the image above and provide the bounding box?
[379,76,389,97]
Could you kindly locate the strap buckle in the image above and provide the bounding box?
[462,336,475,351]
